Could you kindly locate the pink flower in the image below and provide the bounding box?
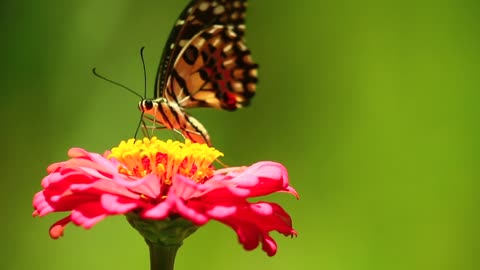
[33,137,298,256]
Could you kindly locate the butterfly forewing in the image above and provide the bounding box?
[155,0,250,99]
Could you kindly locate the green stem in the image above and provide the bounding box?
[147,241,180,270]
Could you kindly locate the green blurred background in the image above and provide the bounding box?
[1,0,478,269]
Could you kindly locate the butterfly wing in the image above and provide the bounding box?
[155,0,257,110]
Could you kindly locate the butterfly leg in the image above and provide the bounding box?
[140,114,169,137]
[214,158,229,168]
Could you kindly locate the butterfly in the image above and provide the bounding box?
[139,0,258,146]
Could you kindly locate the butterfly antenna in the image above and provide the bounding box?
[136,46,153,139]
[140,47,147,99]
[92,68,143,100]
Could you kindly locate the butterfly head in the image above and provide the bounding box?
[139,99,154,112]
[139,98,171,113]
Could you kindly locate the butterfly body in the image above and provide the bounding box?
[139,0,257,146]
[139,98,210,145]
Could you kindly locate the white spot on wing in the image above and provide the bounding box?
[211,36,222,47]
[232,81,243,92]
[223,58,235,68]
[199,2,210,11]
[213,5,225,15]
[195,37,206,48]
[223,43,233,54]
[179,39,189,47]
[236,42,247,51]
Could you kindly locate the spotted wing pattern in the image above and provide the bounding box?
[155,0,257,110]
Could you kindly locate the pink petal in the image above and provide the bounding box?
[49,215,72,239]
[101,193,141,214]
[262,235,278,256]
[142,195,175,219]
[206,205,237,218]
[71,202,107,229]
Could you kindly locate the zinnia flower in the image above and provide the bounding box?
[33,137,298,256]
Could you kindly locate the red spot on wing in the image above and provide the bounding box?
[224,92,238,110]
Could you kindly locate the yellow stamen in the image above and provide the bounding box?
[109,137,223,184]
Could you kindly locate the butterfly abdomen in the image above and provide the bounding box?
[139,99,211,145]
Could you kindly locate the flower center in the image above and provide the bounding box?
[109,137,223,184]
